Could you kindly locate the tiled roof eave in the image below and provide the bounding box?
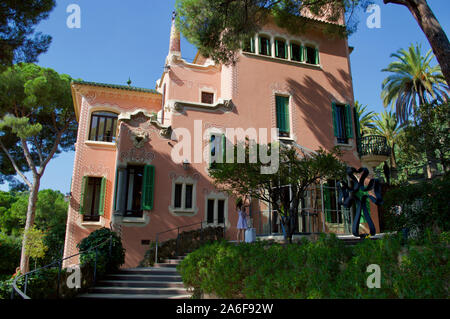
[71,80,161,95]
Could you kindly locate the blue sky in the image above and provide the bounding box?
[1,0,449,193]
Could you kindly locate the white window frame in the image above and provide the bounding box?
[85,108,120,144]
[274,92,293,141]
[204,192,228,227]
[169,175,198,216]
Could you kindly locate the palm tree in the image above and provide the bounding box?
[381,43,448,124]
[371,111,402,169]
[354,101,376,136]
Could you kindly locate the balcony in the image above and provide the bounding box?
[358,135,391,172]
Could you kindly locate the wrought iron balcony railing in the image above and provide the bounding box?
[358,135,391,157]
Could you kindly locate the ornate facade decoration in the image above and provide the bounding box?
[130,129,150,148]
[159,125,172,139]
[120,148,155,163]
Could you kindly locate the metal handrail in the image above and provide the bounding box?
[154,219,225,265]
[358,135,391,157]
[11,234,113,299]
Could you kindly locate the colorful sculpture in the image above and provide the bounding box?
[337,167,383,238]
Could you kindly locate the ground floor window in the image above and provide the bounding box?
[254,181,354,235]
[80,176,106,222]
[323,180,343,224]
[174,183,194,210]
[169,176,198,215]
[206,197,226,225]
[114,165,155,218]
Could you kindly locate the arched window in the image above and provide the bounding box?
[305,45,319,65]
[242,36,255,53]
[89,111,118,142]
[290,42,304,62]
[258,35,271,56]
[275,38,287,59]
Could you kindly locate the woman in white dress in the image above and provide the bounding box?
[236,197,249,243]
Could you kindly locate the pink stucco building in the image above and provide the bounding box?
[64,13,380,268]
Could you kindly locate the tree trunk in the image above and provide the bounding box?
[19,177,40,274]
[384,0,450,85]
[425,148,438,179]
[284,220,293,244]
[390,142,397,169]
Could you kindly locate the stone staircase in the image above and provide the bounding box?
[78,255,191,299]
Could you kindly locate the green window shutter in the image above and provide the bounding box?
[114,168,127,214]
[331,102,339,137]
[284,97,290,132]
[345,104,353,138]
[353,106,361,139]
[323,183,332,222]
[258,37,262,54]
[275,96,283,131]
[250,37,255,53]
[113,169,118,211]
[303,46,307,62]
[301,45,304,61]
[289,44,293,60]
[79,176,88,215]
[315,48,319,64]
[284,43,288,59]
[275,40,279,57]
[353,107,362,153]
[142,165,155,210]
[98,177,106,216]
[221,134,226,163]
[276,96,289,133]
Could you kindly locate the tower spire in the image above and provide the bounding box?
[168,11,181,56]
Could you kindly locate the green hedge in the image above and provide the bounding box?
[383,173,450,236]
[1,227,125,299]
[177,233,449,299]
[0,263,100,299]
[77,227,125,273]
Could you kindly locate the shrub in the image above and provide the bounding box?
[77,227,125,274]
[0,264,99,299]
[178,233,449,299]
[0,233,21,279]
[383,174,450,237]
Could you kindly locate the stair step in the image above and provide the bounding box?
[97,280,184,288]
[163,259,183,264]
[88,286,189,295]
[77,254,190,299]
[153,263,178,268]
[105,274,182,282]
[117,267,178,275]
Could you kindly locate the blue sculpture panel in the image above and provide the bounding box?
[337,167,383,238]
